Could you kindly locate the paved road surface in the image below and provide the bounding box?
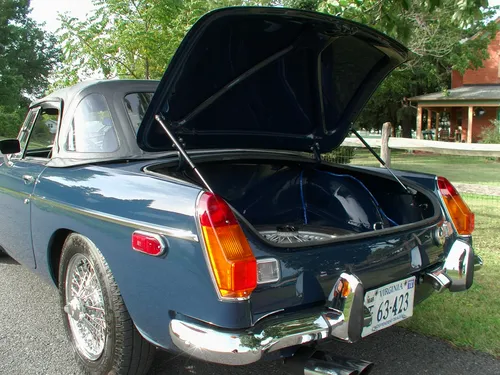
[1,255,499,375]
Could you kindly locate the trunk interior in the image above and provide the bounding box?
[147,155,439,246]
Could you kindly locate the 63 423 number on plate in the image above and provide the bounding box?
[362,276,416,337]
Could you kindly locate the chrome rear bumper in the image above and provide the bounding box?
[169,240,480,366]
[169,272,365,366]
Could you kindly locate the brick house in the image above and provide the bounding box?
[409,21,500,143]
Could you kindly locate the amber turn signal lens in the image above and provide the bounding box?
[437,177,475,236]
[334,278,350,298]
[198,192,257,299]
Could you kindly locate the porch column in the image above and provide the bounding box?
[467,106,473,143]
[449,108,456,137]
[435,111,440,141]
[416,106,423,139]
[427,109,432,140]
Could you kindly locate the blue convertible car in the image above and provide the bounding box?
[0,7,481,375]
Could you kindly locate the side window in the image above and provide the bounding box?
[124,92,154,133]
[23,107,59,159]
[66,94,119,153]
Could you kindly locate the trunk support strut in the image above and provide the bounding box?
[155,114,213,192]
[351,128,415,195]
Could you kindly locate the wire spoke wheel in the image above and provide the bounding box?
[64,253,106,361]
[259,225,338,244]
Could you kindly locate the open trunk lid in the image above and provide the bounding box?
[137,6,408,154]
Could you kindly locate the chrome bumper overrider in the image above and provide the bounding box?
[425,239,481,292]
[169,240,481,366]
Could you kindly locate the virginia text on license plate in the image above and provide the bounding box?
[362,276,416,337]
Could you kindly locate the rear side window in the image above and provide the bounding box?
[66,93,119,153]
[124,92,154,133]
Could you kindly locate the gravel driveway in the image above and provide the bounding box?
[1,255,499,375]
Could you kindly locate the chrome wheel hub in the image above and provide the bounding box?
[64,253,106,361]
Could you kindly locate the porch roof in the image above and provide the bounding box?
[409,85,500,105]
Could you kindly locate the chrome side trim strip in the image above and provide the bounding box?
[32,197,199,242]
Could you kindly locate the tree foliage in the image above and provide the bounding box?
[55,0,272,86]
[0,0,60,107]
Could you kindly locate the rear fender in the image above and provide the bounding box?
[30,164,253,351]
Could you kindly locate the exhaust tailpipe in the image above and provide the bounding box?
[304,359,358,375]
[284,348,374,375]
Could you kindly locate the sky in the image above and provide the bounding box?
[30,0,95,33]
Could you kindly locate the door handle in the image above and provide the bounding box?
[22,174,34,184]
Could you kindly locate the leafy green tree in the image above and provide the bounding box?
[0,0,60,107]
[0,0,60,136]
[55,0,273,86]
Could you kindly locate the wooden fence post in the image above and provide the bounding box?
[380,122,392,167]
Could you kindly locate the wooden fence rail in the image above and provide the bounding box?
[341,124,500,163]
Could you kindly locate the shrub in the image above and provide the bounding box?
[322,146,356,164]
[480,119,500,144]
[0,108,25,138]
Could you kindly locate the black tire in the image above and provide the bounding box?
[58,233,155,375]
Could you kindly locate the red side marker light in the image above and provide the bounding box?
[132,231,166,256]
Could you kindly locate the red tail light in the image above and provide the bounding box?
[437,177,475,235]
[197,192,257,299]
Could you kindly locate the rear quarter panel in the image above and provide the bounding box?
[30,162,252,350]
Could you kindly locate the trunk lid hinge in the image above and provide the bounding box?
[154,114,213,192]
[311,142,322,164]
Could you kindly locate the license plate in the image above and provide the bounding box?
[361,276,416,338]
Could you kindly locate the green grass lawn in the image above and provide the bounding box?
[399,194,500,357]
[350,149,500,186]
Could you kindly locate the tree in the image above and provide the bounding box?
[0,0,60,136]
[0,0,60,107]
[55,0,273,86]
